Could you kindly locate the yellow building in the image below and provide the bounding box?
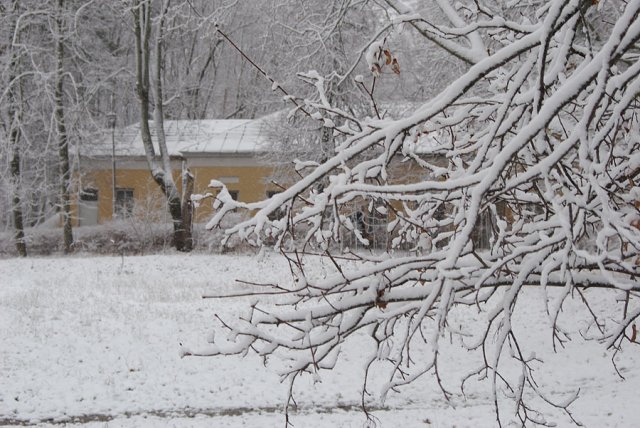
[76,117,493,251]
[77,117,277,226]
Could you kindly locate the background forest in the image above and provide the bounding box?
[0,0,461,248]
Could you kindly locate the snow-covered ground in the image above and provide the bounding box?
[1,253,638,427]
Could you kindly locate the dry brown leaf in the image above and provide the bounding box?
[384,49,393,65]
[376,289,387,309]
[391,58,400,75]
[371,63,382,76]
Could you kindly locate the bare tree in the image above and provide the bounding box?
[1,0,91,253]
[54,0,74,253]
[131,0,194,251]
[2,0,28,256]
[189,1,640,426]
[127,0,278,251]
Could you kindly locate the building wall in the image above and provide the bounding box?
[78,156,277,225]
[80,167,170,225]
[190,164,277,223]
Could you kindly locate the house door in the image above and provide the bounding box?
[79,188,99,226]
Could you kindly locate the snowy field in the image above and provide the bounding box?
[1,253,639,427]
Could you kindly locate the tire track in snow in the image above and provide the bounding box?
[0,403,390,426]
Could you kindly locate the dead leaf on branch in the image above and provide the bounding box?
[366,39,400,77]
[376,289,387,309]
[371,63,382,77]
[384,49,392,65]
[391,58,400,75]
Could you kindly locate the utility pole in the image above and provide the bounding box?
[107,110,117,219]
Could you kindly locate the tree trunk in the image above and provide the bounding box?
[10,132,27,257]
[133,0,192,252]
[181,166,194,251]
[7,0,27,257]
[55,0,73,253]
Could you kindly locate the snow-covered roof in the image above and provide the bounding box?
[84,118,270,158]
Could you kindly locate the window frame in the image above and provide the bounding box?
[115,188,135,218]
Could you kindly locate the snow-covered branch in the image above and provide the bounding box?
[194,1,640,426]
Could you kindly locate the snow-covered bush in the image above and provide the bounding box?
[0,214,254,257]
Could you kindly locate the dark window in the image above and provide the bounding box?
[80,188,98,202]
[115,188,134,217]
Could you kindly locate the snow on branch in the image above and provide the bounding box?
[191,1,640,426]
